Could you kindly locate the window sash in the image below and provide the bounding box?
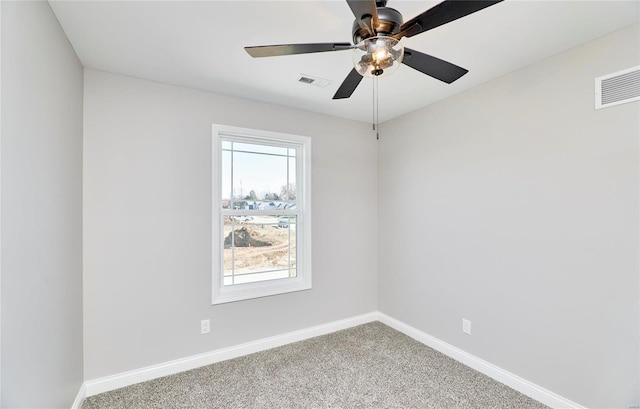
[222,214,297,286]
[220,135,300,211]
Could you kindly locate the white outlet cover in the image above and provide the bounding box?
[200,319,211,334]
[462,319,471,335]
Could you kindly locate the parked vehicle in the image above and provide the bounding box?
[230,216,253,222]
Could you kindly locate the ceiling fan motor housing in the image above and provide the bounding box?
[352,7,403,44]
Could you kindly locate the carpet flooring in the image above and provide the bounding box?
[82,322,548,408]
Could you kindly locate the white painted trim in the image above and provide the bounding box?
[376,313,586,409]
[82,311,583,409]
[0,2,3,403]
[71,384,86,409]
[84,312,378,397]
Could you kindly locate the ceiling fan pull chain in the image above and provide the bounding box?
[372,77,376,131]
[375,76,380,140]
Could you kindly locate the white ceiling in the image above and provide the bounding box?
[49,0,640,123]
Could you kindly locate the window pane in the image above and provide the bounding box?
[232,150,288,204]
[222,215,296,285]
[283,156,297,204]
[221,150,232,208]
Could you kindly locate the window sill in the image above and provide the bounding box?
[212,277,312,305]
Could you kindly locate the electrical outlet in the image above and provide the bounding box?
[462,319,471,335]
[200,319,210,334]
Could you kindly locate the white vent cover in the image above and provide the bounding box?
[595,65,640,109]
[298,74,331,88]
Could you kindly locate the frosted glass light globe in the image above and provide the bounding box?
[352,36,404,78]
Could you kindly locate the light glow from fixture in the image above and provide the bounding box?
[352,36,404,78]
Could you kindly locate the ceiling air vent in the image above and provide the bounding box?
[298,74,331,88]
[595,65,640,109]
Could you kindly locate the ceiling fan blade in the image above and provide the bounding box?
[346,0,379,37]
[245,43,352,58]
[333,68,364,99]
[400,0,503,38]
[402,48,468,84]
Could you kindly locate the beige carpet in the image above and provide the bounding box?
[82,321,548,408]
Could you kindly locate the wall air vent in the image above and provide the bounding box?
[298,74,331,88]
[595,65,640,109]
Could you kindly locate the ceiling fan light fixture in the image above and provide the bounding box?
[352,36,404,78]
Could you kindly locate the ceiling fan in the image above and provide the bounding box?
[245,0,503,100]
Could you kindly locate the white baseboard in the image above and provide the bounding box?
[82,311,582,409]
[84,312,378,397]
[376,312,585,409]
[71,383,86,409]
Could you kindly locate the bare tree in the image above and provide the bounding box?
[280,183,296,201]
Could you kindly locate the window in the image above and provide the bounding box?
[212,124,311,304]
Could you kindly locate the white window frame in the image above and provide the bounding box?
[212,124,312,304]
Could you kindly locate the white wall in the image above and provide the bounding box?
[378,24,640,408]
[83,69,378,380]
[1,1,84,407]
